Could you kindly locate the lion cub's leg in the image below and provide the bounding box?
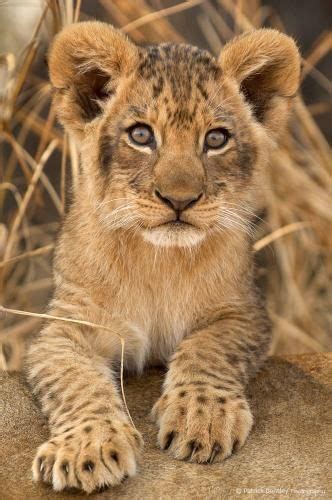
[152,307,270,463]
[26,321,142,493]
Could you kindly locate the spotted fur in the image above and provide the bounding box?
[25,22,301,493]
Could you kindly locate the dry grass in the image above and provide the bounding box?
[1,0,331,367]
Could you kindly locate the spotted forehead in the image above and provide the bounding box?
[137,44,220,101]
[135,44,221,129]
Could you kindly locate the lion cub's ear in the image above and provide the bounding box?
[219,29,301,138]
[48,21,139,137]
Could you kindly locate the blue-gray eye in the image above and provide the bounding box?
[204,128,229,149]
[129,124,154,146]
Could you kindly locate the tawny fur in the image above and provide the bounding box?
[25,22,300,493]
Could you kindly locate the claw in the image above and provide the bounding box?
[38,456,45,473]
[232,439,240,454]
[208,443,222,464]
[82,460,95,473]
[61,461,69,474]
[163,431,175,450]
[189,440,202,460]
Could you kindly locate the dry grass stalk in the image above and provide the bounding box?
[3,139,58,261]
[0,0,331,368]
[0,244,54,270]
[121,0,205,34]
[252,222,311,253]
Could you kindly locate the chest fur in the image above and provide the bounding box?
[104,254,233,366]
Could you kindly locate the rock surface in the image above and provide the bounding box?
[0,354,331,499]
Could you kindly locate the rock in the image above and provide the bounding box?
[0,353,330,499]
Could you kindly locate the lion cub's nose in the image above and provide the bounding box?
[155,190,202,212]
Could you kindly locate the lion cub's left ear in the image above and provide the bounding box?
[219,29,301,138]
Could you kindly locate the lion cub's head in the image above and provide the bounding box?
[49,22,300,248]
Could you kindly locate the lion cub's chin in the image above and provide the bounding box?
[141,224,206,248]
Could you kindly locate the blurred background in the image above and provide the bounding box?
[0,0,331,370]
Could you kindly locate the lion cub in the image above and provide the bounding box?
[26,22,300,493]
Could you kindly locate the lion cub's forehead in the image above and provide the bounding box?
[135,43,221,119]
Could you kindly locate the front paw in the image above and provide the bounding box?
[152,386,253,463]
[32,418,143,493]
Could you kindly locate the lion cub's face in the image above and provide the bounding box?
[49,23,300,247]
[96,44,260,248]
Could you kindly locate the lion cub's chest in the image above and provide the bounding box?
[111,263,222,367]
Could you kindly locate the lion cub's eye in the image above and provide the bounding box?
[128,124,155,146]
[204,128,230,150]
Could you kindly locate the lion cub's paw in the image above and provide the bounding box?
[152,387,252,463]
[32,419,143,493]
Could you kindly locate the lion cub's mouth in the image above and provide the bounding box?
[142,218,205,247]
[164,220,194,228]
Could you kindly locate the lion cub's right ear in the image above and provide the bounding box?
[48,22,139,137]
